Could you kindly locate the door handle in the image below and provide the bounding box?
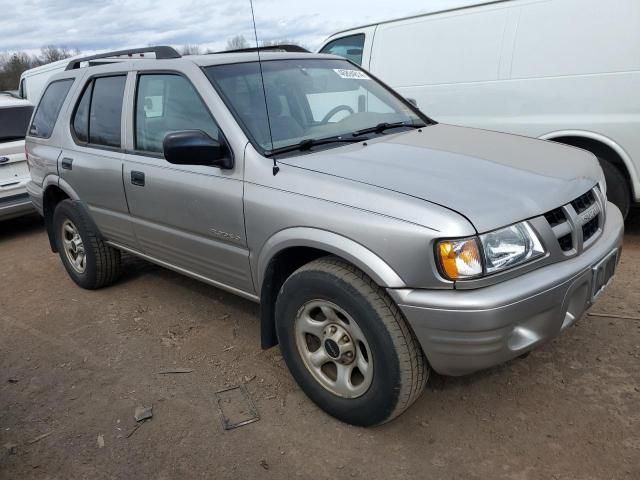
[131,171,145,186]
[61,157,73,170]
[0,156,9,164]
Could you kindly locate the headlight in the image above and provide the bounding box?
[480,222,545,274]
[437,221,545,280]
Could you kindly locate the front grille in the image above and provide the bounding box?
[571,190,596,214]
[582,216,599,241]
[544,208,566,228]
[558,233,573,252]
[543,187,603,255]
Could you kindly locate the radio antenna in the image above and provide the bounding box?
[249,0,279,175]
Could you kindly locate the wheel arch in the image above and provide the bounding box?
[42,180,70,252]
[42,177,101,252]
[540,130,637,199]
[256,228,406,349]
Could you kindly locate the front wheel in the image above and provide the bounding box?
[598,158,630,219]
[275,256,428,426]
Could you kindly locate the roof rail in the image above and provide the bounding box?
[217,44,309,54]
[65,46,181,70]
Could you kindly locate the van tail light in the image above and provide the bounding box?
[25,145,30,171]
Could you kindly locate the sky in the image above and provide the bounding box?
[0,0,476,54]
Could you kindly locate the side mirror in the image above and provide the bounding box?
[163,130,233,169]
[406,97,418,108]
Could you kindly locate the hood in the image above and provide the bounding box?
[279,124,601,233]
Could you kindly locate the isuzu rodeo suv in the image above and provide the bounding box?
[25,46,624,426]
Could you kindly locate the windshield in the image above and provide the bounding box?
[0,105,34,143]
[205,59,426,154]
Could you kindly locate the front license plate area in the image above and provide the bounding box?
[591,249,618,301]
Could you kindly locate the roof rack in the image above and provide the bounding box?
[65,46,181,70]
[217,44,309,54]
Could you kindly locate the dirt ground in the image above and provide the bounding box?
[1,212,639,480]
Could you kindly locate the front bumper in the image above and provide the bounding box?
[390,202,624,376]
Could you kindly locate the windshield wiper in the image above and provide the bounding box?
[265,135,368,157]
[351,121,426,137]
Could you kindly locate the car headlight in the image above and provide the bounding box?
[437,221,545,280]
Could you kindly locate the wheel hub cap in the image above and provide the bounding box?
[323,324,355,364]
[61,219,86,274]
[294,300,373,399]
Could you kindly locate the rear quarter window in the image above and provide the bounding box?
[28,79,74,139]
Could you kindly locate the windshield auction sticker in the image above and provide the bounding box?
[333,69,370,80]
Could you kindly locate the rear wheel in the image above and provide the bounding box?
[598,157,630,219]
[53,200,121,289]
[275,256,428,426]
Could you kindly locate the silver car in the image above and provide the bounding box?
[25,46,624,426]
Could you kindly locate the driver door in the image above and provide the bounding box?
[122,71,253,294]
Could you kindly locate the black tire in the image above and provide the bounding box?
[598,158,630,219]
[275,256,428,426]
[53,199,121,289]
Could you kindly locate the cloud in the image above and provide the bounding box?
[0,0,476,53]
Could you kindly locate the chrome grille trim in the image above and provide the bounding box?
[543,187,604,256]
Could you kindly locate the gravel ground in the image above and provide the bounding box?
[1,212,639,480]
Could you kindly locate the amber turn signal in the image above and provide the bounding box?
[437,238,483,280]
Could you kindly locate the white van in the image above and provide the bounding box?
[19,51,152,104]
[18,57,73,104]
[319,0,640,217]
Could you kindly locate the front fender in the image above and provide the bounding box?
[255,227,406,292]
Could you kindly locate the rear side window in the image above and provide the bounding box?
[135,74,220,154]
[29,79,74,138]
[72,75,126,148]
[320,34,365,65]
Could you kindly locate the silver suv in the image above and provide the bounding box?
[26,46,624,426]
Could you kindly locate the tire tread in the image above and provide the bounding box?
[293,255,428,424]
[54,200,121,289]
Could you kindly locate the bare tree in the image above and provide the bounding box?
[180,44,202,56]
[225,35,249,51]
[260,39,307,50]
[39,45,77,64]
[0,45,79,92]
[0,52,35,91]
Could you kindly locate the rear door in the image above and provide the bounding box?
[59,73,137,247]
[122,71,252,294]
